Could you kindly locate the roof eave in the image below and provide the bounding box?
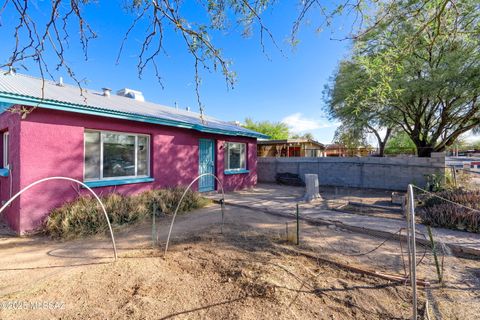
[0,92,268,139]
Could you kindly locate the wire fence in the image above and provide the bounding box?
[294,182,480,319]
[408,185,480,320]
[1,174,479,318]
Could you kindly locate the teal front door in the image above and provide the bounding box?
[198,139,215,192]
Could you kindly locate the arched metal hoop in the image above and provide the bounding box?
[161,173,225,256]
[0,176,117,261]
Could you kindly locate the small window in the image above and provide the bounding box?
[3,131,9,169]
[225,142,246,171]
[84,130,150,181]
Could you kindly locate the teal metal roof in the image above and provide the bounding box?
[0,72,267,139]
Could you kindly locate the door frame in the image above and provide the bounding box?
[198,138,216,192]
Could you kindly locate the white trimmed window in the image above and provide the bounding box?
[84,130,150,181]
[3,131,8,169]
[224,142,247,171]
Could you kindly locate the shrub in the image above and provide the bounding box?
[419,188,480,233]
[44,187,211,239]
[140,187,210,215]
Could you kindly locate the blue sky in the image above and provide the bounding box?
[0,1,353,144]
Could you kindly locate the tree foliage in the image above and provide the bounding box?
[1,0,463,118]
[384,132,417,155]
[244,119,316,140]
[446,136,480,152]
[332,0,480,157]
[333,123,368,149]
[243,118,290,140]
[290,132,315,140]
[2,0,478,138]
[324,59,394,156]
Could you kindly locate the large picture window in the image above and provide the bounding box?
[224,142,246,171]
[84,130,150,181]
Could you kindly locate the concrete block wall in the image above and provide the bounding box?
[257,153,446,191]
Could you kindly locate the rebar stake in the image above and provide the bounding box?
[286,222,289,242]
[427,225,443,283]
[219,198,225,234]
[296,203,300,245]
[152,202,157,247]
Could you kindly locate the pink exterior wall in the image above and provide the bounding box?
[0,112,22,232]
[0,108,257,234]
[216,139,257,191]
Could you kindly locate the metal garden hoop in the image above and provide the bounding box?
[0,176,117,260]
[160,173,225,256]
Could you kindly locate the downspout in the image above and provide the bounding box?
[9,163,12,199]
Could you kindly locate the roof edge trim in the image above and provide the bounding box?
[0,92,269,139]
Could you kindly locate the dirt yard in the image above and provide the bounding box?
[0,204,478,319]
[317,185,407,221]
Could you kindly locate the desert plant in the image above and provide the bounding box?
[423,189,480,209]
[419,188,480,233]
[139,187,210,215]
[44,187,210,239]
[424,173,447,192]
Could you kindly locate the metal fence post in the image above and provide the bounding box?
[451,166,457,187]
[296,203,300,245]
[407,184,418,320]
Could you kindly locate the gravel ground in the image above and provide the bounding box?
[0,204,478,319]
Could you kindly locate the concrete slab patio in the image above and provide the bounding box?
[206,183,480,257]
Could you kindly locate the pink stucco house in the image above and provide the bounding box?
[0,72,266,234]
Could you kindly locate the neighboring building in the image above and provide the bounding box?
[0,72,267,234]
[454,149,480,157]
[257,139,326,157]
[446,156,480,169]
[470,162,480,169]
[325,144,373,157]
[325,144,347,157]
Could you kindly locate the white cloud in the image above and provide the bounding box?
[281,113,339,133]
[460,130,480,142]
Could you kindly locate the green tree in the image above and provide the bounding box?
[384,132,417,155]
[324,60,395,156]
[447,137,473,154]
[337,0,480,157]
[2,1,468,118]
[333,123,368,149]
[243,118,290,140]
[470,140,480,151]
[290,132,315,140]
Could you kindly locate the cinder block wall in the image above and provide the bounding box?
[257,153,446,191]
